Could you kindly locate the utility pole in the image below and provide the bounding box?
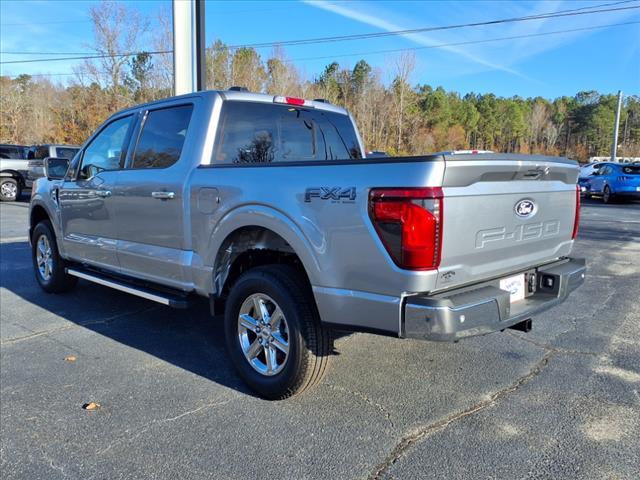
[611,90,623,162]
[173,0,206,95]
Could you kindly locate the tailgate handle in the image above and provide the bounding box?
[151,191,175,200]
[521,167,549,180]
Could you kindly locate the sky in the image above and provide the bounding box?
[1,0,639,98]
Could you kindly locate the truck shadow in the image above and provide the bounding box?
[1,241,259,398]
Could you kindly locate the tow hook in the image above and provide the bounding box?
[508,318,532,333]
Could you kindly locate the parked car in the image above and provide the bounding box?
[27,144,80,182]
[586,162,640,203]
[579,162,603,178]
[578,162,605,196]
[29,90,585,399]
[0,143,31,201]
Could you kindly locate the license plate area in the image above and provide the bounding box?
[500,274,526,304]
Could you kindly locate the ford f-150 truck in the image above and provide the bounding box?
[29,90,585,399]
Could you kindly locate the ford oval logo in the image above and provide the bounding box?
[515,199,536,218]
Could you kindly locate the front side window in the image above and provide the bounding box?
[56,147,80,160]
[34,146,50,159]
[131,104,194,169]
[79,115,133,179]
[214,102,362,164]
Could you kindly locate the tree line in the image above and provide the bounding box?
[1,1,638,161]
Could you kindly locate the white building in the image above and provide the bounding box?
[589,156,639,163]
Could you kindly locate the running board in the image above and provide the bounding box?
[66,268,191,308]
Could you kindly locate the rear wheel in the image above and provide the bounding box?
[603,185,613,204]
[224,265,331,400]
[0,177,20,202]
[31,220,78,293]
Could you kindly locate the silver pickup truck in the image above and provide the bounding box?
[29,90,585,399]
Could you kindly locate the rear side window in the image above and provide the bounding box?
[132,104,193,169]
[622,165,640,175]
[213,102,362,164]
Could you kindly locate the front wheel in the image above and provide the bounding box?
[31,220,78,293]
[224,265,331,400]
[0,177,21,202]
[603,185,613,204]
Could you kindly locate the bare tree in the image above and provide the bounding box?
[80,0,149,110]
[152,6,174,93]
[391,52,415,153]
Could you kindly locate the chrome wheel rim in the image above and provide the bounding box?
[1,182,17,199]
[237,293,290,376]
[36,234,53,281]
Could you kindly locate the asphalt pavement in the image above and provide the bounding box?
[1,195,639,480]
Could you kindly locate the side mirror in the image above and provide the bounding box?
[44,157,70,180]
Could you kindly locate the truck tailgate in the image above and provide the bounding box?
[436,154,579,291]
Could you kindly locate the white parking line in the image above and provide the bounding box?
[0,236,29,244]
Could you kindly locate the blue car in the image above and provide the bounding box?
[584,162,640,203]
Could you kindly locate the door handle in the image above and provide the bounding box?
[151,191,176,200]
[95,190,111,198]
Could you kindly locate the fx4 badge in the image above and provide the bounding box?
[304,187,356,203]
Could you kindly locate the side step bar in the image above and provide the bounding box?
[66,268,191,309]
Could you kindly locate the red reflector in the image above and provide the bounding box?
[285,96,305,106]
[369,187,443,270]
[572,185,580,240]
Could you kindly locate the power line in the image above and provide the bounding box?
[0,19,91,27]
[2,0,638,59]
[284,20,640,63]
[0,4,294,27]
[0,50,172,65]
[222,3,640,49]
[3,20,636,79]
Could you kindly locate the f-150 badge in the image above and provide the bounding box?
[304,187,356,203]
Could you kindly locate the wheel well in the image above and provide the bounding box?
[1,170,25,186]
[30,205,50,232]
[213,226,311,303]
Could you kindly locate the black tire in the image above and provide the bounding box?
[31,220,78,293]
[603,185,613,204]
[224,265,331,400]
[0,177,21,202]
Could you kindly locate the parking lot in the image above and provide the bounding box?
[1,197,639,480]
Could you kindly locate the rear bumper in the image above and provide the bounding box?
[403,258,586,341]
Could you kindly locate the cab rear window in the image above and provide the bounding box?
[213,102,362,164]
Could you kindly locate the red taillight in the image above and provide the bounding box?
[572,184,580,240]
[369,187,443,270]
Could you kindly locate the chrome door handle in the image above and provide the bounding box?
[95,190,111,198]
[151,191,175,200]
